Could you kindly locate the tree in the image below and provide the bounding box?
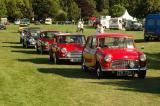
[68,1,81,21]
[32,0,61,20]
[0,0,7,18]
[76,0,97,19]
[6,0,23,20]
[95,0,109,15]
[110,4,125,17]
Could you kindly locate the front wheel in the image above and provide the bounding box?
[40,46,43,54]
[96,63,103,79]
[144,34,150,41]
[137,70,146,79]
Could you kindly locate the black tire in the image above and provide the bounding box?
[40,46,43,54]
[22,43,25,48]
[20,38,22,43]
[144,35,150,41]
[25,43,28,48]
[96,63,103,79]
[35,44,39,53]
[82,59,88,72]
[137,70,146,79]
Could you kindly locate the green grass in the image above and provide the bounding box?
[0,24,160,106]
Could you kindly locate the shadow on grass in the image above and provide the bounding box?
[12,50,38,55]
[91,77,160,94]
[38,67,141,80]
[18,57,82,65]
[2,41,20,44]
[134,39,145,43]
[135,38,160,43]
[146,53,160,70]
[38,68,97,79]
[18,58,51,64]
[3,45,23,49]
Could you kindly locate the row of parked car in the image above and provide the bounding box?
[20,27,147,79]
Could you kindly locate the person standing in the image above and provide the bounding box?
[76,20,81,32]
[79,21,84,33]
[96,24,100,34]
[99,24,104,33]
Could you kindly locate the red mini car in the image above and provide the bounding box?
[35,30,60,54]
[82,33,147,79]
[49,33,86,64]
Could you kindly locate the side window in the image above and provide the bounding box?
[85,37,92,48]
[91,37,97,49]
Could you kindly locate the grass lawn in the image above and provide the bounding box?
[0,24,160,106]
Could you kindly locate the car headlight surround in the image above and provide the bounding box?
[61,48,67,54]
[104,54,112,62]
[140,54,146,61]
[43,42,49,46]
[29,38,34,42]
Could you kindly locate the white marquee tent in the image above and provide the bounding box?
[119,10,136,21]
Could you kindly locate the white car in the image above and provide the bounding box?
[14,19,20,25]
[45,18,52,25]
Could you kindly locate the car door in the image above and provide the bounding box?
[83,36,97,67]
[88,37,97,67]
[83,36,92,67]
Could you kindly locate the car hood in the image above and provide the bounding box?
[100,48,139,60]
[57,43,84,52]
[40,38,55,44]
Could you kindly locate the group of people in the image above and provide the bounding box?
[76,19,104,34]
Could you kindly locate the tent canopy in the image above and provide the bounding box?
[88,17,96,20]
[119,10,136,21]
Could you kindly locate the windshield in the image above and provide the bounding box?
[98,37,134,49]
[30,29,41,36]
[58,35,85,44]
[41,32,55,39]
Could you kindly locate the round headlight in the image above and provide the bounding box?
[104,54,112,62]
[61,48,67,54]
[44,42,49,46]
[140,54,146,61]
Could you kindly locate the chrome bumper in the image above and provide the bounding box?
[101,67,147,72]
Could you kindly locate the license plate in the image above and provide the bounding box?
[117,71,134,76]
[71,58,81,62]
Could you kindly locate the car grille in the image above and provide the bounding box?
[69,52,82,58]
[111,60,139,69]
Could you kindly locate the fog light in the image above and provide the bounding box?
[129,61,135,68]
[67,52,71,57]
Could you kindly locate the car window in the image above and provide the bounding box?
[91,37,97,49]
[41,32,55,38]
[85,37,92,48]
[98,37,134,49]
[58,35,85,44]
